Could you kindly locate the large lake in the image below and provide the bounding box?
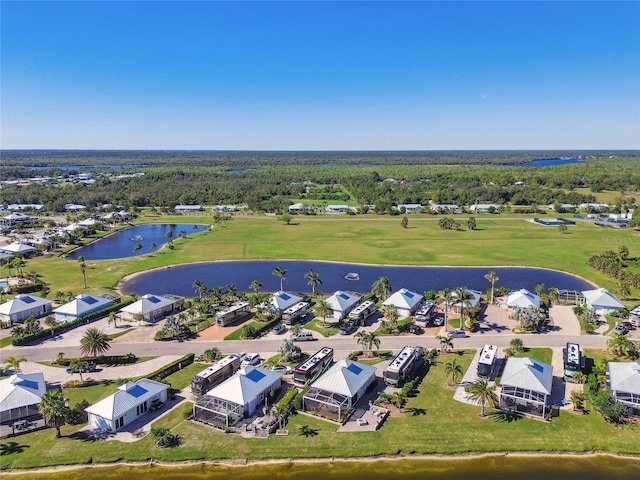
[119,260,594,297]
[10,455,640,480]
[67,224,209,261]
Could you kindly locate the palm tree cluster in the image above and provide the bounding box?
[354,331,381,358]
[465,379,498,416]
[608,333,640,359]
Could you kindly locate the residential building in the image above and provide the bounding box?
[174,205,203,213]
[429,204,462,214]
[608,362,640,415]
[450,289,483,314]
[0,372,47,423]
[396,203,422,213]
[383,288,422,318]
[0,294,53,323]
[269,291,303,314]
[326,291,362,320]
[581,288,624,315]
[118,294,183,323]
[302,359,377,422]
[85,379,168,432]
[507,289,541,310]
[53,294,118,323]
[470,204,498,213]
[0,242,38,257]
[499,357,553,418]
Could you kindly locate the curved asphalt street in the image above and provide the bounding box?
[6,332,608,363]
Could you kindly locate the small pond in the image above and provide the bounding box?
[119,260,594,297]
[67,224,209,260]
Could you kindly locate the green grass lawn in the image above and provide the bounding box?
[22,215,640,300]
[305,319,340,337]
[161,362,209,390]
[2,349,637,470]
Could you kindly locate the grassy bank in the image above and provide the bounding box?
[2,350,638,470]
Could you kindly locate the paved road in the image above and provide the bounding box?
[5,332,608,363]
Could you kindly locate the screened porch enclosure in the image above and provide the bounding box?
[499,385,548,417]
[303,388,353,422]
[193,395,243,429]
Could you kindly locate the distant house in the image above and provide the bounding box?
[0,372,47,423]
[193,366,282,428]
[325,204,353,214]
[581,288,624,315]
[118,294,183,323]
[53,294,118,323]
[288,203,314,213]
[499,357,553,418]
[211,205,237,212]
[174,205,203,213]
[0,212,37,227]
[326,291,362,320]
[0,294,53,323]
[383,288,422,318]
[78,218,99,228]
[0,242,38,257]
[429,204,462,214]
[396,203,422,213]
[607,362,640,415]
[551,203,575,212]
[507,289,541,310]
[269,291,303,314]
[0,252,13,263]
[302,359,377,422]
[85,379,168,432]
[6,204,45,212]
[579,202,609,211]
[470,204,498,213]
[450,289,483,314]
[64,203,86,212]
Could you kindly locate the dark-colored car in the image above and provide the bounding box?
[272,323,286,335]
[339,321,355,335]
[409,324,423,335]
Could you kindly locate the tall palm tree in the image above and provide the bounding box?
[39,390,68,438]
[250,280,263,295]
[547,287,559,305]
[79,328,110,358]
[453,286,473,331]
[69,359,89,382]
[371,276,392,300]
[273,266,287,291]
[465,379,498,416]
[437,289,454,332]
[484,271,499,304]
[4,355,27,373]
[108,311,119,328]
[367,331,381,358]
[305,269,322,294]
[355,330,370,357]
[192,279,204,298]
[313,298,333,327]
[77,256,87,288]
[444,357,463,386]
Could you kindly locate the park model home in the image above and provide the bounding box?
[302,359,376,422]
[382,288,422,318]
[269,291,303,315]
[85,379,168,432]
[608,362,640,416]
[499,357,553,418]
[118,294,183,323]
[53,294,118,323]
[0,372,46,423]
[326,291,362,320]
[0,294,53,323]
[192,366,282,429]
[506,289,541,310]
[581,288,624,315]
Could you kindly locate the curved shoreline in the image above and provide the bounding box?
[3,451,640,475]
[115,259,599,296]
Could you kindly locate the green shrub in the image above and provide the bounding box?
[147,353,195,382]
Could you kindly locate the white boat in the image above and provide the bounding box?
[344,272,360,281]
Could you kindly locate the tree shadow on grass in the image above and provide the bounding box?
[298,425,319,437]
[486,409,524,423]
[68,431,97,442]
[406,407,427,416]
[0,441,30,455]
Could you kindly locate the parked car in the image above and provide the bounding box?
[613,323,628,335]
[339,321,355,335]
[241,353,262,367]
[291,332,315,342]
[409,324,423,335]
[432,315,445,327]
[272,323,286,334]
[271,365,293,374]
[447,329,467,338]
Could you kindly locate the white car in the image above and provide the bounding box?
[447,329,467,338]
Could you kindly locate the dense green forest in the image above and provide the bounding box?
[1,151,639,213]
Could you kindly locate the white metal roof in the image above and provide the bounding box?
[0,373,46,413]
[53,294,114,317]
[383,288,422,310]
[270,291,303,312]
[119,294,177,315]
[309,359,377,398]
[501,357,553,395]
[203,366,282,407]
[608,362,640,395]
[0,242,37,254]
[0,294,53,315]
[582,288,624,310]
[85,378,168,421]
[451,289,483,309]
[326,291,361,312]
[507,289,541,309]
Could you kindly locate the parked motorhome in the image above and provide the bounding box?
[348,300,377,325]
[415,302,435,326]
[282,301,311,325]
[477,345,498,379]
[215,302,251,326]
[191,355,242,396]
[293,347,334,387]
[563,342,585,382]
[384,346,424,387]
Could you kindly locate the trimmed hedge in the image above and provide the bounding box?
[56,353,137,366]
[11,298,132,346]
[8,282,45,295]
[147,353,195,383]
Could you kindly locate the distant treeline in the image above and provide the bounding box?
[0,153,639,214]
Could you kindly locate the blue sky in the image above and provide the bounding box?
[1,1,639,150]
